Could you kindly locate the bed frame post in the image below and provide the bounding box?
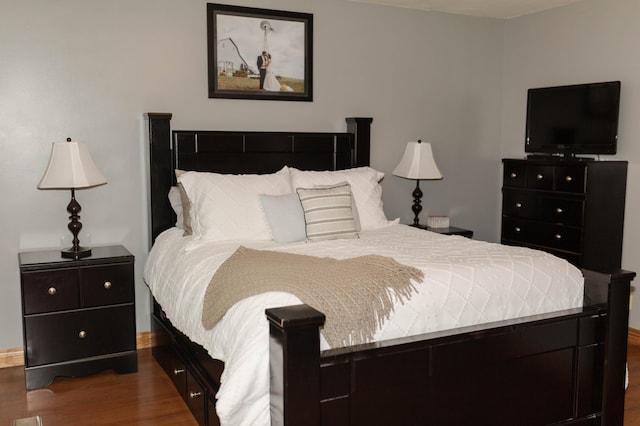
[266,304,326,426]
[145,112,173,245]
[594,269,635,425]
[346,117,373,167]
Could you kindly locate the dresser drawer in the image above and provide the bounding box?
[554,165,586,193]
[539,223,581,252]
[503,163,527,188]
[502,218,581,252]
[503,191,584,227]
[81,263,134,307]
[502,192,537,219]
[24,305,135,367]
[526,165,554,190]
[539,197,583,226]
[22,269,79,315]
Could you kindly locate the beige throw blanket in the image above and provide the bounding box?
[202,246,424,347]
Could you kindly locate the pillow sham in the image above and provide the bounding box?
[178,168,292,241]
[290,167,390,231]
[167,186,184,229]
[259,193,307,243]
[296,183,358,241]
[175,170,193,236]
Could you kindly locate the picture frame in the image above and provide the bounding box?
[207,3,313,102]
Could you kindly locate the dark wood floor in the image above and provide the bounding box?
[0,349,196,426]
[1,344,640,425]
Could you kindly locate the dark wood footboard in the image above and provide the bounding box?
[268,269,635,426]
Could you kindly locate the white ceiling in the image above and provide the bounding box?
[348,0,586,19]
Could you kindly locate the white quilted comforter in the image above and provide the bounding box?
[144,224,584,426]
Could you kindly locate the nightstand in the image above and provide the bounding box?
[415,225,473,238]
[18,245,137,390]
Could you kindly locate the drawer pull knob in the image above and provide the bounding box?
[510,172,517,178]
[78,330,87,339]
[173,368,185,376]
[556,208,564,214]
[536,174,544,180]
[515,202,522,208]
[565,176,573,182]
[189,391,202,399]
[555,234,562,240]
[104,281,112,289]
[514,227,521,233]
[48,287,57,295]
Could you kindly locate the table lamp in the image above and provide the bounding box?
[392,140,443,228]
[38,138,107,259]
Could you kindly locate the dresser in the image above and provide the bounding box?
[501,158,627,271]
[19,245,137,390]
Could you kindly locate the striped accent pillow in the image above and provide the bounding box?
[296,184,358,241]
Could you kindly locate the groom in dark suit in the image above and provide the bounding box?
[257,51,268,90]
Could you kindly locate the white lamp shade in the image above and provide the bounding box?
[38,140,107,189]
[392,141,443,180]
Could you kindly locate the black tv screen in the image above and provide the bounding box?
[525,81,621,157]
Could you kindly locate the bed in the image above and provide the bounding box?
[144,112,634,426]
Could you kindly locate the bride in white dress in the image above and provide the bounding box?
[263,54,281,92]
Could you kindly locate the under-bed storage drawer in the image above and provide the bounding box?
[151,307,221,426]
[186,369,207,425]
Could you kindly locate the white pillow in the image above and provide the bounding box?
[178,168,292,241]
[296,183,358,241]
[260,193,307,243]
[290,167,390,231]
[168,186,184,229]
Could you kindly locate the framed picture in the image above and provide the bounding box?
[207,3,313,101]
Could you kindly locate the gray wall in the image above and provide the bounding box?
[0,0,504,350]
[501,0,640,329]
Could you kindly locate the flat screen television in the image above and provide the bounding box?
[525,81,621,158]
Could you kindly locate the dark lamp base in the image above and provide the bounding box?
[410,223,428,230]
[61,246,92,260]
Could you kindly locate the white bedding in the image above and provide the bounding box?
[144,223,584,426]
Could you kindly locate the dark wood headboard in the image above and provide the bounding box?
[145,113,373,245]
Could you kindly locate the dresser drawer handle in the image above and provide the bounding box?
[565,176,573,182]
[514,227,521,233]
[515,202,522,208]
[510,172,517,178]
[555,234,562,240]
[556,208,564,214]
[536,174,544,180]
[189,391,202,399]
[104,281,112,289]
[78,330,87,339]
[173,368,185,376]
[48,287,57,295]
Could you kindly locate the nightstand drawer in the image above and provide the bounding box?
[81,263,134,307]
[22,269,79,314]
[24,305,135,367]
